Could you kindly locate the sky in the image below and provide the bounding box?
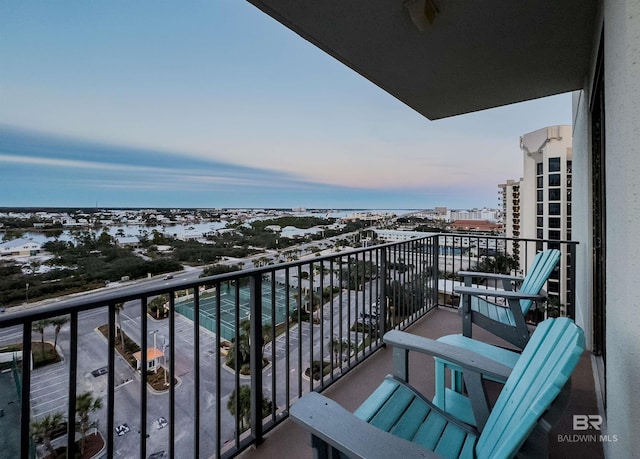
[0,1,573,210]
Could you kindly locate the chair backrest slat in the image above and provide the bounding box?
[519,249,561,313]
[475,317,584,459]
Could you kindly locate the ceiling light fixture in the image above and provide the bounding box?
[404,0,439,31]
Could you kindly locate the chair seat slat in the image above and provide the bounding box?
[353,378,399,422]
[472,297,515,326]
[413,409,450,451]
[368,386,415,431]
[390,398,431,440]
[435,423,471,458]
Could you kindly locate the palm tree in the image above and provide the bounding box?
[32,319,49,359]
[227,385,252,431]
[330,337,352,366]
[261,323,273,356]
[50,316,69,350]
[226,385,273,432]
[114,302,124,343]
[238,319,251,366]
[31,412,65,457]
[294,288,310,312]
[331,336,343,366]
[76,391,103,455]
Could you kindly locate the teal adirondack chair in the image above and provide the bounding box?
[432,333,522,426]
[457,248,561,349]
[290,317,584,459]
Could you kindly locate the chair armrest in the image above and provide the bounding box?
[458,271,524,290]
[290,392,441,459]
[383,330,512,381]
[457,271,524,283]
[454,286,547,301]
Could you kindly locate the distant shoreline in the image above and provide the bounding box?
[0,207,422,212]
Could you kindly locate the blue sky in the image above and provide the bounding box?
[0,1,572,209]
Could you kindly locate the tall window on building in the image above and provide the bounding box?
[567,160,572,239]
[536,161,544,251]
[546,159,562,299]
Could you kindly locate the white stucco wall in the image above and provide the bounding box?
[603,1,640,456]
[572,2,640,456]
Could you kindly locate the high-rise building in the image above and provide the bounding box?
[500,125,573,310]
[498,178,523,261]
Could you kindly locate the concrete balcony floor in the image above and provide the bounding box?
[239,307,604,459]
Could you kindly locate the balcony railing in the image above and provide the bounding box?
[0,234,576,459]
[435,234,577,319]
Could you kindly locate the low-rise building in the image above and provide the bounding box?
[0,238,41,256]
[449,220,502,232]
[374,229,434,242]
[115,236,141,247]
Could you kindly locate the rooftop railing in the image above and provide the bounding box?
[0,234,576,459]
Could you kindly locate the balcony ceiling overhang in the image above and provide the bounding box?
[246,0,598,120]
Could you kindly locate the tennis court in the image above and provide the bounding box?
[0,354,24,458]
[175,281,300,341]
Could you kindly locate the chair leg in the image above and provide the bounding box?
[433,360,465,412]
[311,434,342,459]
[434,358,447,408]
[462,295,472,338]
[516,424,549,458]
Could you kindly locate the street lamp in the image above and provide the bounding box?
[163,337,168,386]
[150,330,158,373]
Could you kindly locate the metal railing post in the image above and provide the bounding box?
[193,288,201,459]
[568,242,577,319]
[433,234,440,306]
[249,273,263,445]
[67,312,78,458]
[20,322,32,459]
[107,306,115,458]
[140,298,148,459]
[379,247,388,336]
[169,293,176,459]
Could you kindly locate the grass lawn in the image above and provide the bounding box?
[0,341,61,368]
